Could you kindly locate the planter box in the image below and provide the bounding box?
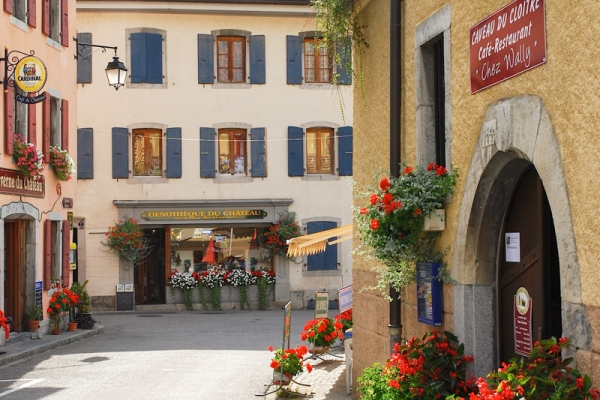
[166,284,275,310]
[423,209,445,231]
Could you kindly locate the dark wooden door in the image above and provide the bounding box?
[134,229,165,304]
[498,166,561,362]
[5,220,25,332]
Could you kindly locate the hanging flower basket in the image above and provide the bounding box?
[13,134,44,178]
[354,163,458,294]
[263,211,301,258]
[49,146,75,181]
[101,218,151,262]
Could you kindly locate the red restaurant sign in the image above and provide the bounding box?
[0,168,45,198]
[470,0,546,93]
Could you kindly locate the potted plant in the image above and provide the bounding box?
[462,337,600,399]
[225,269,255,310]
[70,280,95,329]
[101,217,151,262]
[198,270,226,311]
[253,269,276,310]
[357,330,476,399]
[269,345,312,385]
[13,134,44,178]
[49,145,75,181]
[300,317,343,353]
[168,270,198,311]
[47,288,78,334]
[354,163,458,295]
[24,305,42,332]
[334,309,353,333]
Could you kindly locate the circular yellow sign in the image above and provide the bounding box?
[515,287,530,315]
[15,56,47,93]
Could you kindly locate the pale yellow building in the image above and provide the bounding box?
[75,0,354,311]
[352,0,600,392]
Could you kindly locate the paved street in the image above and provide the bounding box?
[0,309,350,399]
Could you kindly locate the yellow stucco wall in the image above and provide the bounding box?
[353,0,600,391]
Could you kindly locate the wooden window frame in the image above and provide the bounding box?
[132,128,163,177]
[303,37,332,84]
[306,127,334,174]
[217,36,246,83]
[218,128,247,175]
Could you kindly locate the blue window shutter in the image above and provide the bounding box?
[77,128,93,179]
[146,33,163,84]
[77,32,92,84]
[166,127,182,178]
[250,127,267,177]
[200,127,216,178]
[198,34,215,84]
[286,35,302,85]
[307,221,338,271]
[112,127,129,179]
[130,32,147,83]
[249,35,266,84]
[338,126,353,176]
[336,39,352,85]
[288,126,304,176]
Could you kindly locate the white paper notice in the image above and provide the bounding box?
[505,232,520,262]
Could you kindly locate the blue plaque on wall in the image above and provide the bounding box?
[416,262,442,326]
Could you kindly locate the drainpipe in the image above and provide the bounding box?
[388,0,402,353]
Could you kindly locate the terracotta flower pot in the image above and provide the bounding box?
[27,320,40,332]
[272,371,291,386]
[310,345,331,354]
[51,329,61,335]
[68,322,78,332]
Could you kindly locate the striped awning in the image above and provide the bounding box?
[286,224,353,257]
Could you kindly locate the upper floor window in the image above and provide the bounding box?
[303,38,331,84]
[286,33,351,86]
[217,36,246,83]
[42,95,68,162]
[306,127,333,174]
[5,0,36,28]
[288,125,352,177]
[200,127,266,179]
[415,6,451,167]
[198,30,265,85]
[41,0,68,46]
[129,30,166,86]
[218,128,246,175]
[133,128,163,176]
[111,126,181,179]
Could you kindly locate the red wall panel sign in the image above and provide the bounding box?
[514,288,532,357]
[470,0,547,93]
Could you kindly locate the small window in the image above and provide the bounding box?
[306,127,334,174]
[13,0,27,23]
[217,36,246,83]
[50,96,61,147]
[49,0,61,43]
[218,128,247,175]
[303,38,331,84]
[133,128,163,176]
[306,221,338,271]
[15,87,28,139]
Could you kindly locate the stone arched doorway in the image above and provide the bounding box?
[451,95,590,377]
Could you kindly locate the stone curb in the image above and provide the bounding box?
[0,325,104,368]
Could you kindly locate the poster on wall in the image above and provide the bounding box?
[505,232,521,262]
[514,287,533,356]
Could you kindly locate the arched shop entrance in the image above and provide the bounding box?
[113,199,292,305]
[452,95,590,377]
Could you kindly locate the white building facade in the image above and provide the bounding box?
[75,0,353,311]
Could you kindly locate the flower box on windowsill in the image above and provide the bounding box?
[423,209,445,231]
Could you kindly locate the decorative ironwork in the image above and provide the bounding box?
[0,48,37,90]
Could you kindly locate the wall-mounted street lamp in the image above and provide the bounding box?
[73,37,128,90]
